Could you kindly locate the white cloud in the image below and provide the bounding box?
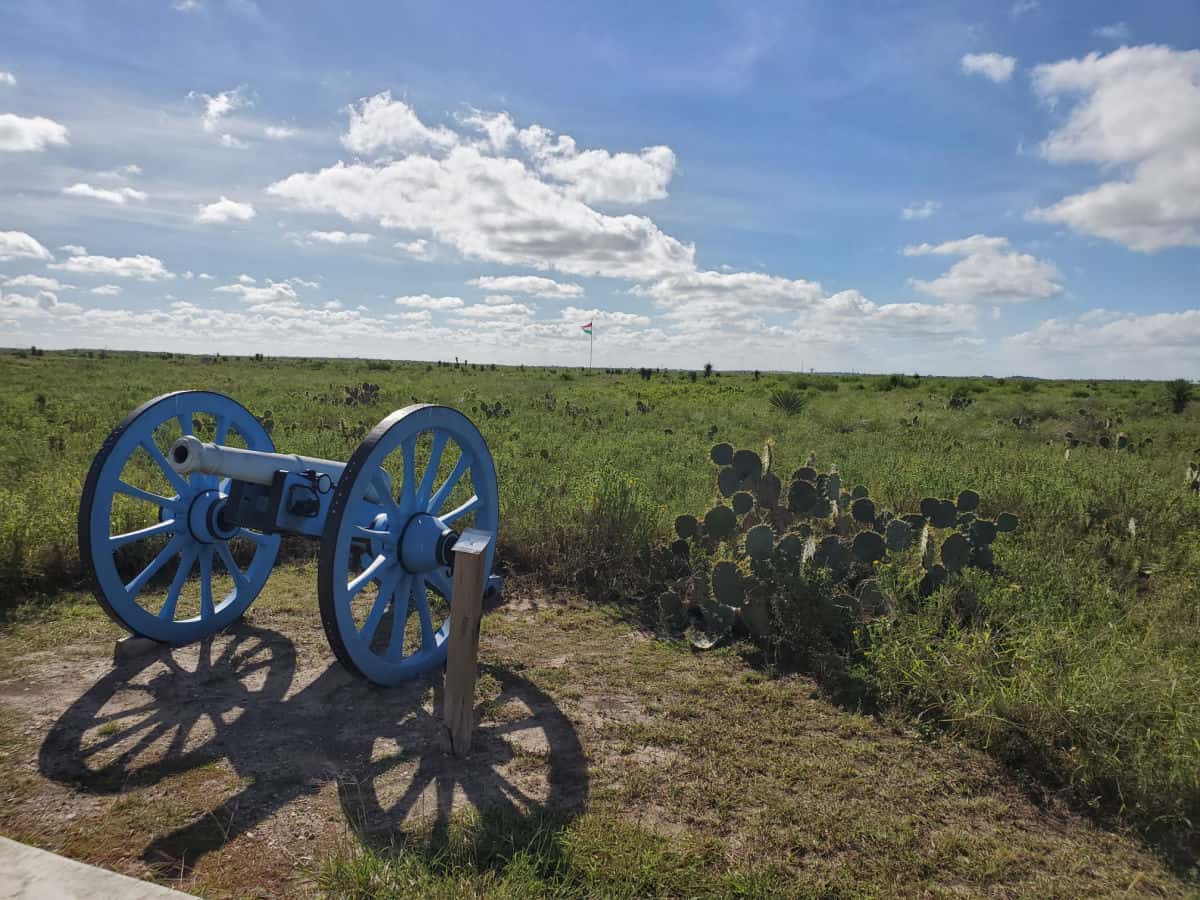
[173,0,202,10]
[394,294,464,310]
[289,276,320,289]
[806,290,976,336]
[198,272,214,280]
[189,87,250,133]
[1009,308,1200,354]
[482,294,514,305]
[560,305,651,328]
[59,244,86,256]
[91,284,122,296]
[468,274,583,299]
[0,72,15,87]
[454,302,534,320]
[196,196,256,224]
[342,91,458,156]
[517,124,676,204]
[265,125,297,140]
[219,133,248,149]
[50,252,173,280]
[904,234,1062,303]
[62,182,148,205]
[214,279,299,307]
[0,231,53,261]
[461,110,517,152]
[961,53,1017,84]
[1011,0,1038,15]
[1028,45,1200,252]
[305,230,372,245]
[901,200,940,221]
[1093,22,1130,42]
[237,273,256,284]
[4,274,71,291]
[394,238,433,259]
[0,113,69,152]
[270,97,693,281]
[632,270,824,325]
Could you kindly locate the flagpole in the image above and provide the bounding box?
[589,329,593,370]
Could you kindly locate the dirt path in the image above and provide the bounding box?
[0,575,1189,897]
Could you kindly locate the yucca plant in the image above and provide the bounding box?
[768,389,805,415]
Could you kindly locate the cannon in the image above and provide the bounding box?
[78,391,499,685]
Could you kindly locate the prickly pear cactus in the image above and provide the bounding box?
[661,443,1019,652]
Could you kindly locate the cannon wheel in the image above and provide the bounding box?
[318,405,498,686]
[79,391,280,643]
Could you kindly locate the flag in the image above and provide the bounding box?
[581,321,593,335]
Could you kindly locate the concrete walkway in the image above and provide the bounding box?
[0,838,195,899]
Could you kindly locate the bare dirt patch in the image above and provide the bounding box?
[0,580,1191,897]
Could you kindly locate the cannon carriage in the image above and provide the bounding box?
[78,391,499,685]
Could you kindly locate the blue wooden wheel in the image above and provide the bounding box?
[318,404,499,685]
[78,391,280,643]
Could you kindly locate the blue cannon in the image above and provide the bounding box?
[79,391,499,685]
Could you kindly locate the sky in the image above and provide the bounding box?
[1,0,1199,377]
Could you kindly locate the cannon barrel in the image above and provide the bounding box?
[169,435,349,486]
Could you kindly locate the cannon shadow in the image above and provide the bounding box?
[37,621,589,878]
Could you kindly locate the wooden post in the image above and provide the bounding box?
[443,528,492,758]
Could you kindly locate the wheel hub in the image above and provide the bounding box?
[187,489,235,543]
[399,513,457,573]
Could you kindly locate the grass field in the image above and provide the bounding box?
[1,349,1198,890]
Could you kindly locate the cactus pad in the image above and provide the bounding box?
[717,466,739,498]
[851,496,876,524]
[956,489,980,512]
[885,518,914,552]
[930,500,957,529]
[996,512,1019,533]
[732,449,763,486]
[674,514,699,540]
[756,472,782,508]
[732,491,754,515]
[969,519,997,546]
[788,478,818,514]
[940,532,971,573]
[852,530,886,564]
[705,505,737,540]
[710,442,733,465]
[711,561,745,606]
[746,524,774,560]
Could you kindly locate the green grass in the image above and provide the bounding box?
[2,349,1198,863]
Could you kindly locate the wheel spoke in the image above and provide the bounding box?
[110,519,176,549]
[177,411,193,436]
[234,527,274,547]
[426,568,452,598]
[415,431,448,509]
[359,570,401,643]
[415,578,436,650]
[125,536,184,596]
[214,414,230,446]
[428,451,472,514]
[352,524,394,543]
[115,480,176,509]
[215,542,248,593]
[371,469,401,517]
[386,575,413,661]
[199,546,215,619]
[158,545,196,620]
[399,435,416,516]
[347,553,391,599]
[141,438,189,495]
[441,495,479,525]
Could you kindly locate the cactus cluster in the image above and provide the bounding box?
[1188,461,1199,494]
[477,400,511,419]
[661,442,1020,650]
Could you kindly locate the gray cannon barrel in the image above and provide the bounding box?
[168,436,393,503]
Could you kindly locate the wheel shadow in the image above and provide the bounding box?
[37,622,589,878]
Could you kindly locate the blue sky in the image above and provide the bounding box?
[2,0,1198,376]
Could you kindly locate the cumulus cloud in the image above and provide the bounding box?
[560,305,651,328]
[195,196,256,224]
[91,284,122,296]
[901,200,940,220]
[219,133,248,149]
[1009,308,1200,353]
[265,125,297,140]
[517,124,676,204]
[268,94,694,281]
[468,274,583,299]
[50,252,173,280]
[304,230,372,245]
[0,72,15,87]
[393,294,464,310]
[189,86,250,133]
[1028,45,1200,251]
[0,113,69,152]
[453,301,534,320]
[461,110,517,152]
[961,53,1017,83]
[214,279,299,307]
[394,238,433,259]
[62,182,148,205]
[342,91,458,156]
[0,231,53,261]
[904,235,1062,303]
[632,270,824,324]
[4,274,71,292]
